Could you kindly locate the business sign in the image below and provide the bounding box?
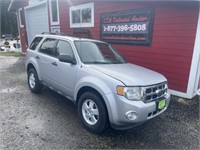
[100,8,155,46]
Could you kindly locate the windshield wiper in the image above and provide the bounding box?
[84,61,109,64]
[112,61,124,64]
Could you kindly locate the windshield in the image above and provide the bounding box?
[74,41,126,64]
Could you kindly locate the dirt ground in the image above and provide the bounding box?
[0,56,199,149]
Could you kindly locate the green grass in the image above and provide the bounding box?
[0,52,24,57]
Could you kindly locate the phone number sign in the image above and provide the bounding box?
[100,8,155,46]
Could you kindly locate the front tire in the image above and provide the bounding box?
[78,92,109,133]
[28,68,43,93]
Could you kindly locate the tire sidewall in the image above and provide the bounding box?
[78,92,109,133]
[28,68,42,93]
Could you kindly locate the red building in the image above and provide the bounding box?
[8,0,200,99]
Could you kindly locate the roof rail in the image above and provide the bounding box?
[41,32,57,35]
[41,32,66,36]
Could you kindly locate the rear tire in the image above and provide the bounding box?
[28,68,43,93]
[78,92,109,133]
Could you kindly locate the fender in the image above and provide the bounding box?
[26,57,42,80]
[74,75,124,124]
[74,75,113,101]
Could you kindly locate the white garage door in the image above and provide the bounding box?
[25,2,49,45]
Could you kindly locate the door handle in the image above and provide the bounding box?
[35,56,40,59]
[51,62,57,66]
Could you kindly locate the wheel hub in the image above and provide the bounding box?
[29,72,36,89]
[82,99,99,125]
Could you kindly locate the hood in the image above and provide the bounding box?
[89,63,166,86]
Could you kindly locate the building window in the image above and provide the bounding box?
[18,8,25,27]
[50,0,59,25]
[69,2,94,28]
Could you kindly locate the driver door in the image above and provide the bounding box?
[50,40,77,98]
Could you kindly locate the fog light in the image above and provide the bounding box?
[125,111,137,120]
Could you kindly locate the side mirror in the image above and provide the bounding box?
[59,54,76,64]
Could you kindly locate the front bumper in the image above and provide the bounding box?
[103,92,170,130]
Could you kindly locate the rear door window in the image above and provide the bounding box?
[39,38,57,57]
[29,37,43,50]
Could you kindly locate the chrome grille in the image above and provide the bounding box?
[144,82,167,102]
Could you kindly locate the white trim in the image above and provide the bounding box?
[194,54,200,95]
[8,0,15,12]
[169,90,191,99]
[16,11,19,29]
[25,0,47,10]
[51,26,60,33]
[69,2,94,28]
[186,3,200,98]
[18,8,24,28]
[197,89,200,95]
[49,0,60,26]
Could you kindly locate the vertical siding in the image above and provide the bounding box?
[59,1,199,93]
[58,0,69,33]
[18,2,29,52]
[19,25,27,52]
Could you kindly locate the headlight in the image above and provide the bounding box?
[117,86,143,100]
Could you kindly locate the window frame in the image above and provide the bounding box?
[69,2,94,28]
[49,0,60,25]
[51,26,60,33]
[18,8,24,28]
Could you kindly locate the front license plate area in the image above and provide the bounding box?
[157,99,166,110]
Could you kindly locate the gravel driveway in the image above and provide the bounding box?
[0,56,199,149]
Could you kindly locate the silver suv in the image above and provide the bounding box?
[25,34,170,133]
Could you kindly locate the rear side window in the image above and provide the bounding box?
[39,38,57,56]
[29,37,43,50]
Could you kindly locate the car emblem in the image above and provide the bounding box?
[155,89,162,96]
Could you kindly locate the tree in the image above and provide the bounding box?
[0,0,18,37]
